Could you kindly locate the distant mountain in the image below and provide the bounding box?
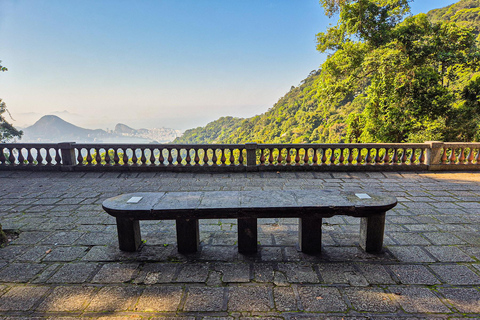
[22,115,110,142]
[21,115,181,143]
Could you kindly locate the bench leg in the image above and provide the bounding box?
[360,213,386,253]
[116,217,141,252]
[238,218,257,254]
[176,218,199,254]
[299,217,322,254]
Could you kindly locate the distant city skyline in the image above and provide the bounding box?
[0,0,458,131]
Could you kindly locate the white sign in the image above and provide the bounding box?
[355,193,371,199]
[127,196,143,204]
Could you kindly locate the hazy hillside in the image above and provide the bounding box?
[21,115,180,143]
[174,0,480,144]
[428,0,480,40]
[114,123,181,143]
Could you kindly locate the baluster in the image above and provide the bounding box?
[355,148,362,164]
[194,148,200,165]
[441,148,448,164]
[466,148,474,164]
[294,148,301,165]
[95,148,102,165]
[475,148,480,164]
[8,148,15,165]
[321,148,327,164]
[458,148,466,164]
[229,149,235,165]
[0,147,5,164]
[27,148,35,165]
[55,149,61,165]
[365,148,372,164]
[392,149,399,164]
[167,148,174,165]
[375,148,380,164]
[285,148,292,164]
[175,148,182,165]
[36,148,44,165]
[382,148,390,164]
[448,148,457,164]
[312,148,318,165]
[114,149,120,165]
[409,148,416,164]
[77,148,84,164]
[104,148,111,165]
[238,149,245,165]
[212,149,218,165]
[303,148,310,164]
[220,149,227,165]
[338,148,345,165]
[149,149,156,165]
[46,148,53,165]
[131,148,138,165]
[259,149,266,165]
[18,148,25,165]
[85,149,92,165]
[400,149,408,164]
[203,149,209,165]
[347,148,354,164]
[8,148,15,164]
[158,148,165,165]
[419,148,425,164]
[329,148,336,164]
[140,148,147,165]
[268,148,274,165]
[122,149,129,165]
[185,148,192,166]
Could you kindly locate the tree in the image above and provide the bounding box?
[0,61,23,143]
[0,61,22,245]
[316,1,480,142]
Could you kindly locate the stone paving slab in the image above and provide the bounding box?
[0,171,479,318]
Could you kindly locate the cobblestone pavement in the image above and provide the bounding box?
[0,170,479,319]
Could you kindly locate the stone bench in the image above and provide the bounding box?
[102,190,397,254]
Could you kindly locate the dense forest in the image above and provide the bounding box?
[174,0,480,144]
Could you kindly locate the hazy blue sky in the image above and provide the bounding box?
[0,0,458,130]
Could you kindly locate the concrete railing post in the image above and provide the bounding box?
[59,142,77,170]
[245,143,258,172]
[425,141,444,169]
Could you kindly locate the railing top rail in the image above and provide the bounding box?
[441,142,480,147]
[0,143,62,148]
[258,143,429,148]
[72,143,247,149]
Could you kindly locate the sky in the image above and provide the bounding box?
[0,0,459,131]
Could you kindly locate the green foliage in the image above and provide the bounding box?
[0,61,23,142]
[0,224,6,246]
[428,0,480,40]
[346,12,480,142]
[173,117,244,144]
[176,0,480,145]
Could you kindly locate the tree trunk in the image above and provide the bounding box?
[0,223,7,245]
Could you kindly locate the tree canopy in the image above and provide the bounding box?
[0,61,23,142]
